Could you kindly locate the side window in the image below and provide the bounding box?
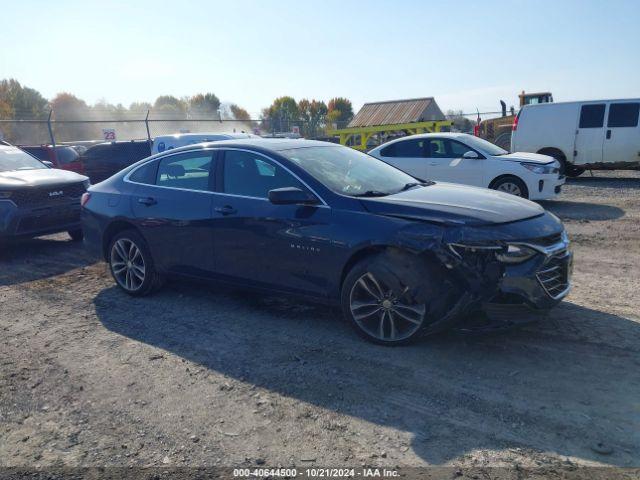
[448,140,472,157]
[156,152,214,191]
[223,150,304,198]
[129,161,158,184]
[579,104,606,128]
[426,139,448,158]
[380,139,425,158]
[607,103,640,128]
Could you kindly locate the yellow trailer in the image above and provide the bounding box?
[327,120,453,151]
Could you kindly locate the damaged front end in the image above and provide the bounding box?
[386,211,572,335]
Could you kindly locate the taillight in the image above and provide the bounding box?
[512,112,520,131]
[81,192,91,207]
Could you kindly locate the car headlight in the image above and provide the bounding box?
[0,191,12,199]
[495,244,538,264]
[521,163,557,174]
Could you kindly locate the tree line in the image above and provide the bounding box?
[0,78,355,144]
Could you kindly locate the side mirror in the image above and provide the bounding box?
[42,160,54,168]
[268,187,319,205]
[462,151,480,159]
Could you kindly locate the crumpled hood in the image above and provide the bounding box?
[0,168,87,190]
[499,152,555,164]
[360,182,544,226]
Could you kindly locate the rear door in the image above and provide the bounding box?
[425,138,486,186]
[574,103,606,166]
[130,150,217,276]
[602,101,640,165]
[376,139,428,180]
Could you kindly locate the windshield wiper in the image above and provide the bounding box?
[398,181,432,192]
[352,190,391,197]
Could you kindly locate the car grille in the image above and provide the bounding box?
[9,182,86,208]
[536,252,571,299]
[16,206,81,234]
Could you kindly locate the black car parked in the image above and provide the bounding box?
[0,145,89,242]
[83,139,572,345]
[81,140,151,184]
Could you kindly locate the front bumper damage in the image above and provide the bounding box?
[392,212,572,335]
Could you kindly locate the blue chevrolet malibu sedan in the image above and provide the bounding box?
[82,139,572,345]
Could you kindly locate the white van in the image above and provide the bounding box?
[511,99,640,177]
[151,132,258,155]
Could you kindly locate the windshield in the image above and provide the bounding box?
[281,146,419,196]
[0,148,48,172]
[461,135,509,156]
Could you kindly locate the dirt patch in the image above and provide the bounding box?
[1,171,639,473]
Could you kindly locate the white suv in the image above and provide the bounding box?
[368,133,564,200]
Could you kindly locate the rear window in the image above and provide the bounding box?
[579,104,606,128]
[607,103,639,128]
[118,142,151,161]
[380,139,425,158]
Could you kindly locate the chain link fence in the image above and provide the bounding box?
[0,111,258,147]
[0,110,507,148]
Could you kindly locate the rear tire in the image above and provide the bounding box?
[561,160,585,178]
[108,230,163,296]
[68,229,84,242]
[490,175,529,198]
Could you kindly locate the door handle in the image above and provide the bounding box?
[606,129,612,139]
[137,197,157,206]
[215,205,237,215]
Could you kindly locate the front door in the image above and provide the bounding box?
[574,103,606,166]
[602,101,640,166]
[212,149,333,296]
[130,150,217,276]
[425,138,485,186]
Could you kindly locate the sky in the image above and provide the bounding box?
[1,0,639,117]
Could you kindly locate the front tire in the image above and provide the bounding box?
[341,255,432,345]
[490,175,529,198]
[108,230,163,296]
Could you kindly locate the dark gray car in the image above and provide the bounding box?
[0,145,89,242]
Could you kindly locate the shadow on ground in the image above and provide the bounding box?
[93,281,640,466]
[0,235,95,286]
[566,176,640,189]
[540,200,625,221]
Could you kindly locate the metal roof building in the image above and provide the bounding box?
[348,97,446,128]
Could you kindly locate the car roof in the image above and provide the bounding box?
[154,132,257,140]
[164,138,336,155]
[522,98,640,108]
[369,132,471,150]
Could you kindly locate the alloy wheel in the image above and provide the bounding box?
[496,182,523,196]
[349,272,426,342]
[110,238,146,292]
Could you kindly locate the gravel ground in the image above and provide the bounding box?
[1,171,639,474]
